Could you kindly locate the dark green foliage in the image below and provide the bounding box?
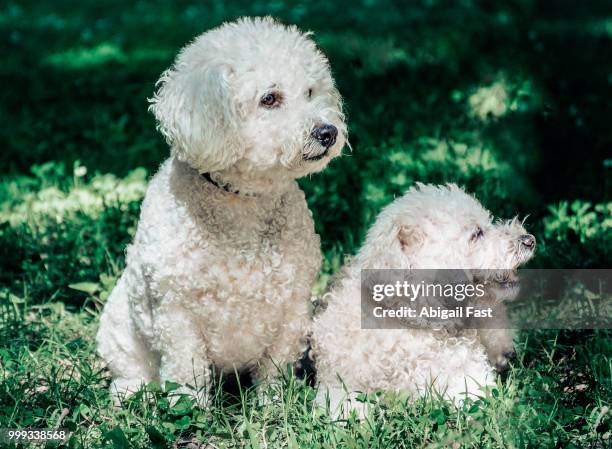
[537,201,611,268]
[0,0,610,447]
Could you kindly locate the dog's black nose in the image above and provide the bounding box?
[311,124,338,148]
[519,234,536,249]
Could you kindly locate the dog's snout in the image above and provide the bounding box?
[311,124,338,148]
[519,234,536,249]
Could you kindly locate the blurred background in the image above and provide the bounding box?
[0,1,610,446]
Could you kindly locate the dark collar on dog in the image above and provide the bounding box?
[201,172,239,195]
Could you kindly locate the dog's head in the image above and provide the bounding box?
[361,183,535,273]
[149,17,346,188]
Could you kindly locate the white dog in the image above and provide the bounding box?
[312,184,535,415]
[96,17,346,404]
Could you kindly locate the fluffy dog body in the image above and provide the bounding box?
[312,184,534,412]
[96,17,346,402]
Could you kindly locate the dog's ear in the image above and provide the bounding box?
[149,56,243,172]
[398,224,424,256]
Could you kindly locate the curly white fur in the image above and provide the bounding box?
[96,17,346,404]
[312,184,534,415]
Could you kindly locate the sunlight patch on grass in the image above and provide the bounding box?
[544,201,612,243]
[468,80,510,121]
[466,75,540,122]
[0,166,147,227]
[44,43,175,69]
[45,43,128,69]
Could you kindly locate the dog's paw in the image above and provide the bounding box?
[494,350,517,376]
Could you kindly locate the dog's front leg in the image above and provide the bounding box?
[155,305,211,407]
[251,300,310,400]
[472,297,516,374]
[477,326,517,375]
[478,307,516,374]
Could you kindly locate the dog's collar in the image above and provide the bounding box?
[200,172,242,195]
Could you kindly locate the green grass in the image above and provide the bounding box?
[1,297,610,448]
[0,0,611,447]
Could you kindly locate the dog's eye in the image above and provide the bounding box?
[471,227,484,242]
[260,92,281,108]
[307,88,313,99]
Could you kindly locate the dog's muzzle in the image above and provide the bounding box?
[519,234,536,250]
[304,123,338,161]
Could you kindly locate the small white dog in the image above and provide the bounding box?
[96,17,346,403]
[312,184,535,415]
